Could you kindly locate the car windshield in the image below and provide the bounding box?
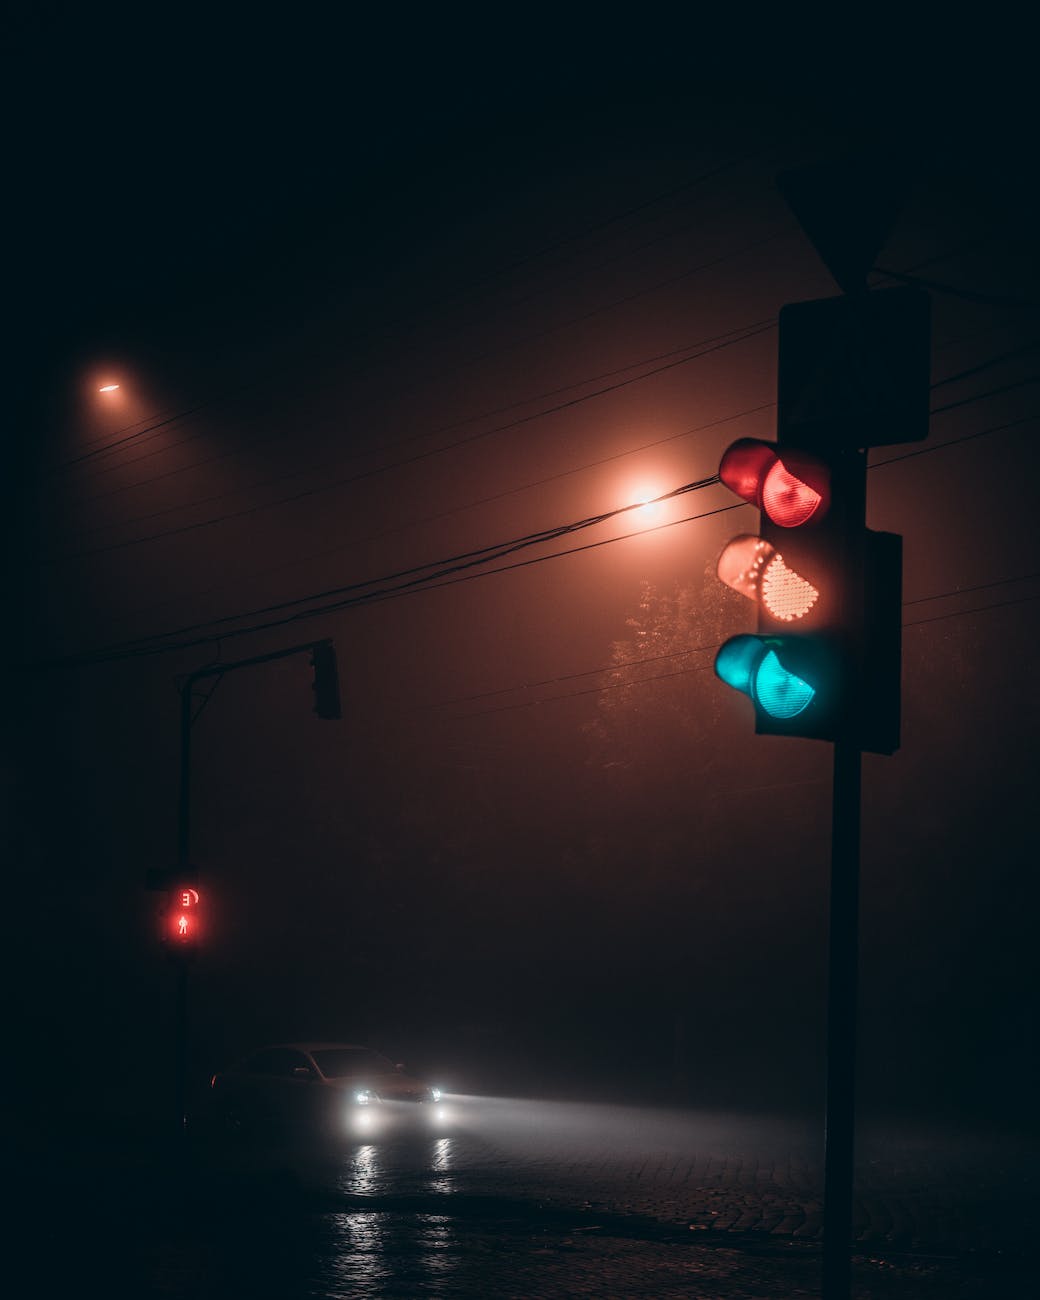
[311,1047,395,1079]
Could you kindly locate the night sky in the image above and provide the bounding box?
[11,31,1039,1139]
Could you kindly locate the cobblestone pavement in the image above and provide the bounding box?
[298,1095,1034,1259]
[19,1097,1033,1298]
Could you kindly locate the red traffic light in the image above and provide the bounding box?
[165,886,201,947]
[719,438,830,528]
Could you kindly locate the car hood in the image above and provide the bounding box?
[329,1071,430,1101]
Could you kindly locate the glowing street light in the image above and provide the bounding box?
[627,481,667,526]
[98,383,120,392]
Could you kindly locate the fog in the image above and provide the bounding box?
[12,72,1039,1164]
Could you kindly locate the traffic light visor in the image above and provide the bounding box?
[714,634,765,696]
[718,438,829,526]
[719,438,777,507]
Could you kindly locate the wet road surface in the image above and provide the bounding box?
[17,1097,1032,1297]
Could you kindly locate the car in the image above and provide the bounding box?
[209,1042,451,1143]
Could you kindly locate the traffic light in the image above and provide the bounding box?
[712,288,927,754]
[164,885,202,951]
[713,432,852,744]
[311,641,342,720]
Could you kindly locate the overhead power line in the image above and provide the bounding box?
[67,338,1036,639]
[103,400,780,634]
[871,413,1036,467]
[62,319,777,533]
[36,393,1040,673]
[31,484,737,670]
[53,218,966,480]
[51,241,1014,580]
[873,266,1040,311]
[50,149,780,473]
[61,222,789,497]
[47,343,1038,568]
[449,575,1040,720]
[67,324,1033,537]
[50,322,776,563]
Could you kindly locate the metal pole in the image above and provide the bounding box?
[173,956,188,1142]
[174,680,193,1143]
[178,679,193,869]
[168,642,330,1143]
[822,739,862,1299]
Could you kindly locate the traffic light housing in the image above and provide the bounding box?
[714,432,858,745]
[713,288,927,754]
[311,641,342,720]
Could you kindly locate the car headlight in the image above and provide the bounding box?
[429,1087,442,1102]
[354,1089,372,1105]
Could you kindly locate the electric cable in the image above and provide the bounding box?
[873,267,1040,311]
[30,490,741,670]
[52,212,961,476]
[61,320,776,529]
[50,149,780,472]
[102,401,779,632]
[64,346,1039,637]
[450,578,1040,720]
[871,413,1036,467]
[51,323,776,562]
[65,326,1032,535]
[61,224,788,494]
[46,348,1038,567]
[37,393,1040,671]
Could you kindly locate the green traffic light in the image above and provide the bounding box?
[754,649,815,718]
[714,635,818,721]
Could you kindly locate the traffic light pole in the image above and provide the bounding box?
[176,637,336,864]
[823,740,862,1299]
[170,638,340,1141]
[170,671,198,1146]
[717,163,928,1299]
[822,445,867,1300]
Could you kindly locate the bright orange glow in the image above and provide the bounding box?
[717,534,818,621]
[630,486,665,525]
[98,383,120,392]
[760,553,818,621]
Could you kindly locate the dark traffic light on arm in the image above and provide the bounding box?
[311,641,342,720]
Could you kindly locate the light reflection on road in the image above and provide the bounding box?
[428,1136,452,1194]
[325,1210,389,1294]
[144,1098,1023,1297]
[349,1142,380,1194]
[324,1140,460,1295]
